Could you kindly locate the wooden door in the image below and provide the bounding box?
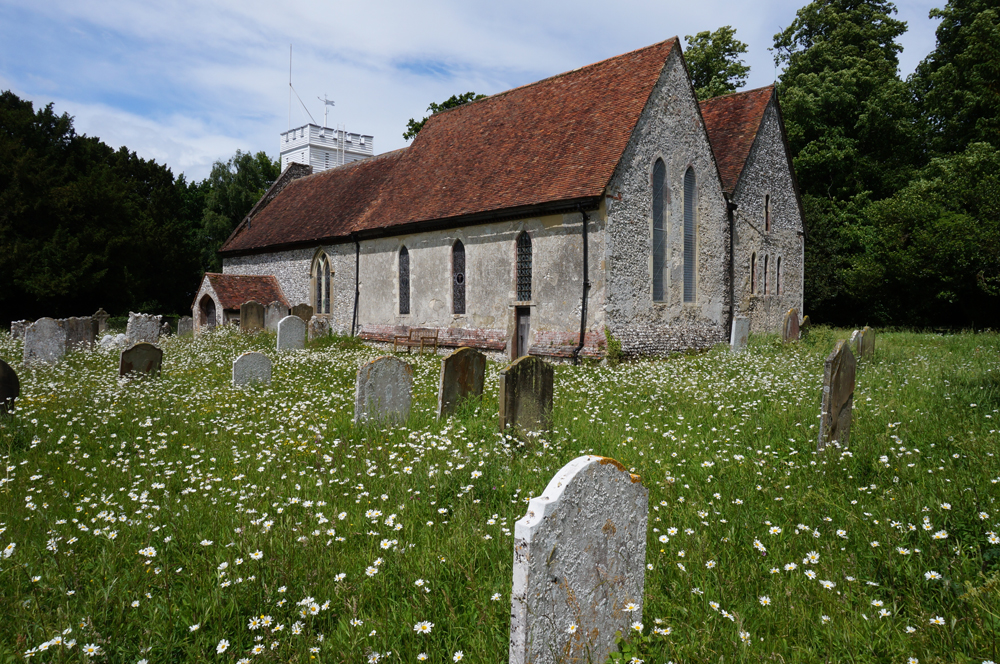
[516,307,530,358]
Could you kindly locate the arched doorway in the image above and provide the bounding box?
[199,295,217,329]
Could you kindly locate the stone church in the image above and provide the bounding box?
[194,38,804,359]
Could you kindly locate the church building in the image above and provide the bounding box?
[197,38,804,359]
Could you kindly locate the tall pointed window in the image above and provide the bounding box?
[683,167,697,303]
[765,194,771,233]
[312,252,332,314]
[399,246,410,315]
[652,159,667,301]
[452,240,466,314]
[763,255,769,295]
[776,257,782,296]
[751,253,757,295]
[516,232,532,301]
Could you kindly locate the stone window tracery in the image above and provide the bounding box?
[452,240,465,315]
[652,158,667,302]
[312,252,332,314]
[516,232,532,302]
[399,246,410,315]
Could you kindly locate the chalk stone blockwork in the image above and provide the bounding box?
[119,343,163,377]
[730,316,750,352]
[818,340,856,450]
[499,356,554,432]
[782,308,799,343]
[233,351,272,387]
[126,312,162,345]
[23,318,66,365]
[510,455,648,664]
[437,347,486,418]
[277,315,306,350]
[0,358,20,413]
[354,356,414,424]
[240,301,266,333]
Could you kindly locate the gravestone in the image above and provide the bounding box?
[23,318,66,365]
[291,303,314,323]
[93,308,110,335]
[437,347,486,418]
[63,316,95,350]
[177,316,193,337]
[126,313,161,345]
[265,301,289,332]
[276,315,306,350]
[354,356,413,424]
[730,316,750,352]
[308,315,330,341]
[499,356,554,432]
[119,343,163,377]
[859,326,875,360]
[510,455,648,664]
[818,340,856,450]
[160,321,172,337]
[0,358,20,413]
[232,351,272,387]
[801,315,811,330]
[240,301,265,333]
[849,329,861,355]
[782,308,800,343]
[10,320,30,340]
[100,333,127,349]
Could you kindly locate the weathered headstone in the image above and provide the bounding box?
[510,455,648,664]
[291,303,314,323]
[160,321,172,337]
[232,351,272,387]
[730,316,750,352]
[354,356,413,424]
[782,308,800,343]
[499,356,554,432]
[93,308,110,335]
[849,329,861,355]
[126,313,162,345]
[63,316,95,350]
[859,326,875,360]
[818,340,856,450]
[308,315,330,341]
[177,316,193,337]
[801,315,811,330]
[437,347,486,418]
[10,320,30,340]
[0,358,20,413]
[265,301,289,332]
[119,343,163,377]
[276,315,306,350]
[23,318,66,365]
[240,301,265,333]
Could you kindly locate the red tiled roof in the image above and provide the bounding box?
[699,86,774,194]
[200,273,290,310]
[221,39,678,255]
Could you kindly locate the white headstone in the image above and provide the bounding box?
[354,356,413,424]
[730,316,750,352]
[232,352,272,387]
[126,312,162,345]
[23,318,67,365]
[276,315,306,350]
[510,455,648,664]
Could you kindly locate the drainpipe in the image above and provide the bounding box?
[571,208,591,365]
[351,234,360,337]
[726,196,738,341]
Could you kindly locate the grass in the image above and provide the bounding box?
[0,326,998,664]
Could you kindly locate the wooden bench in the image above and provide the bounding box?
[393,327,439,354]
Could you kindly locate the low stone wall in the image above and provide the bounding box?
[613,322,725,357]
[359,325,507,352]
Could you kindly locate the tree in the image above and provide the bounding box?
[683,27,750,100]
[403,92,486,141]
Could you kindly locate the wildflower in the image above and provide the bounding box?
[248,617,261,630]
[769,526,782,535]
[413,621,433,634]
[491,592,502,601]
[709,601,720,611]
[365,566,378,577]
[905,626,916,633]
[820,580,835,590]
[759,595,771,606]
[925,571,942,580]
[805,570,817,579]
[705,560,716,569]
[897,547,911,555]
[659,535,669,543]
[803,551,819,564]
[631,621,643,632]
[335,573,346,582]
[453,652,464,662]
[879,609,891,618]
[871,600,884,607]
[3,543,15,558]
[821,615,831,624]
[932,530,948,540]
[417,655,428,662]
[739,630,750,644]
[250,551,263,560]
[190,624,201,632]
[216,639,229,654]
[566,624,578,634]
[132,600,140,608]
[624,602,639,612]
[252,645,264,655]
[138,546,157,557]
[929,616,945,625]
[870,541,880,548]
[201,540,213,546]
[350,618,363,627]
[836,529,848,539]
[784,562,798,572]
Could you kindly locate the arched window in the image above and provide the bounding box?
[652,159,667,301]
[683,167,697,303]
[399,246,410,315]
[765,194,771,233]
[776,257,782,296]
[750,253,756,295]
[312,252,332,314]
[763,255,769,295]
[452,240,465,314]
[516,232,532,301]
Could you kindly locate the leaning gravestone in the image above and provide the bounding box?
[730,316,750,352]
[437,347,486,418]
[63,316,95,350]
[291,303,314,323]
[160,321,172,337]
[177,316,193,337]
[818,340,856,450]
[276,315,306,350]
[119,343,163,377]
[265,301,289,332]
[849,329,861,355]
[232,352,272,387]
[354,356,413,424]
[93,308,110,335]
[499,356,554,432]
[240,301,265,333]
[126,313,161,345]
[0,358,20,413]
[10,320,30,340]
[308,315,330,341]
[782,308,800,343]
[859,326,875,360]
[510,455,648,664]
[23,318,66,365]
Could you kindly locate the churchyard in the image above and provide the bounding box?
[0,325,998,663]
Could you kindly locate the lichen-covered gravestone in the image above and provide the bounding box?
[308,315,330,341]
[818,340,856,450]
[291,303,314,323]
[859,326,875,360]
[265,301,289,332]
[160,321,172,337]
[177,316,193,337]
[276,315,306,350]
[119,343,163,377]
[510,455,648,664]
[232,352,272,387]
[10,320,30,340]
[93,308,110,334]
[782,308,800,343]
[354,356,413,424]
[499,356,554,432]
[126,313,162,345]
[0,358,20,413]
[437,347,486,418]
[62,316,94,350]
[849,329,861,355]
[730,316,750,352]
[23,318,66,365]
[240,301,266,333]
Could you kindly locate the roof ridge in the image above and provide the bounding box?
[699,84,775,105]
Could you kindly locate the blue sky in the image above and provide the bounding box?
[0,0,943,181]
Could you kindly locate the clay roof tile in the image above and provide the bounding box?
[699,85,774,194]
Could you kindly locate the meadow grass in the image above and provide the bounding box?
[0,326,998,664]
